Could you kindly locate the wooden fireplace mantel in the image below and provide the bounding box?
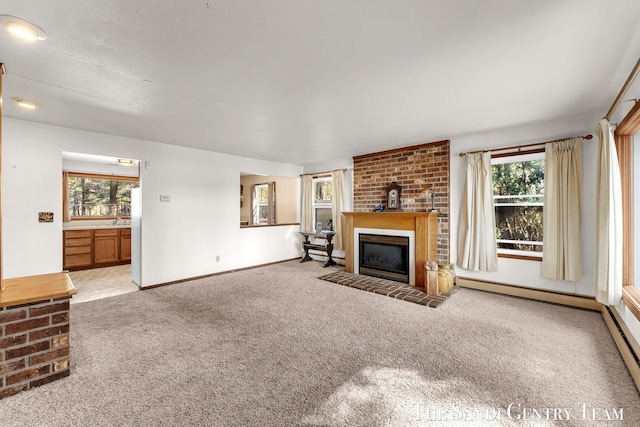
[342,211,439,289]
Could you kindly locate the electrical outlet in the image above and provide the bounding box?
[216,255,220,262]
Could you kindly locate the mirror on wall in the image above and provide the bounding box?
[240,174,298,227]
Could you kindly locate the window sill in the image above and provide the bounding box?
[240,222,300,229]
[497,253,542,262]
[622,286,640,322]
[69,216,131,220]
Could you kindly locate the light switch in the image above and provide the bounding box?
[159,195,171,202]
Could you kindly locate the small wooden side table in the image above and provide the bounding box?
[300,231,336,268]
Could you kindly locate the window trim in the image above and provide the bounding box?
[616,99,640,320]
[492,149,545,261]
[250,182,276,225]
[312,177,333,231]
[63,172,139,221]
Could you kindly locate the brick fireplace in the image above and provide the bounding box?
[353,140,449,263]
[342,212,438,288]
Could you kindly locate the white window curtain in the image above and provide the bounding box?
[457,152,498,272]
[542,138,582,281]
[331,169,345,252]
[594,119,623,305]
[301,175,313,232]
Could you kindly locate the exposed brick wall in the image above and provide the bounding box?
[0,298,71,399]
[353,140,450,262]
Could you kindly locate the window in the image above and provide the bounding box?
[251,182,275,225]
[313,178,333,231]
[491,152,544,258]
[64,172,139,219]
[633,132,640,289]
[617,104,640,320]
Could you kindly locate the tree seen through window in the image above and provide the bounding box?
[68,175,139,218]
[492,157,544,253]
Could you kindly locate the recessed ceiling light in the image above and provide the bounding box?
[13,98,37,109]
[0,15,47,41]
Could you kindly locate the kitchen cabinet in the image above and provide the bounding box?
[63,227,132,270]
[120,228,132,261]
[63,230,93,269]
[94,229,119,264]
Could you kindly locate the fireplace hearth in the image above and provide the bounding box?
[359,234,409,283]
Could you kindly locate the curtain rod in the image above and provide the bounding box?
[300,168,347,178]
[605,56,640,121]
[458,134,593,157]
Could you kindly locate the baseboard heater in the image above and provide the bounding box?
[307,250,345,265]
[601,306,640,391]
[456,277,601,311]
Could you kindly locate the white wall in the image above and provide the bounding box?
[450,116,599,296]
[3,118,302,286]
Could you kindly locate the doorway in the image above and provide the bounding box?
[62,151,143,301]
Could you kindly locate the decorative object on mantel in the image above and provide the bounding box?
[418,187,437,212]
[384,182,402,211]
[374,205,385,212]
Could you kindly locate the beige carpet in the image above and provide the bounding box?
[2,260,639,426]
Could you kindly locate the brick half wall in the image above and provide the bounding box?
[353,140,450,262]
[0,298,71,399]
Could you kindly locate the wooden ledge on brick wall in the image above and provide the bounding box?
[352,140,450,160]
[0,273,77,308]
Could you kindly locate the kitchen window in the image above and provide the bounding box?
[63,172,139,220]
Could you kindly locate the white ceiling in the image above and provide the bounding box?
[2,1,640,165]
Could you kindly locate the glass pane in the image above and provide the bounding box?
[258,205,269,223]
[493,160,544,197]
[314,181,333,203]
[495,204,543,252]
[68,177,138,218]
[255,185,269,202]
[315,207,333,230]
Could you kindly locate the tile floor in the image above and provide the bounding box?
[68,264,139,304]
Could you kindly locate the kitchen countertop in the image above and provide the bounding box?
[63,224,132,230]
